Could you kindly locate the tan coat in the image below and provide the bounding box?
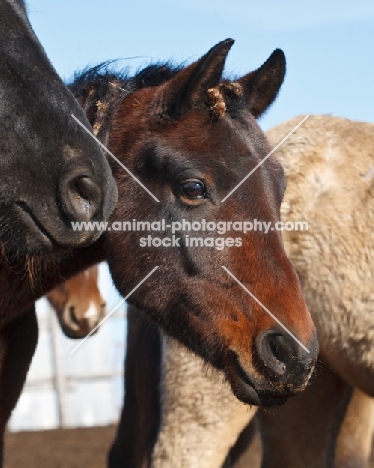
[273,115,374,394]
[149,115,374,468]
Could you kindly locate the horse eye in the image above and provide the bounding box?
[180,179,207,200]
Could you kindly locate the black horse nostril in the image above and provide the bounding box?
[60,172,103,222]
[256,329,295,377]
[268,334,289,365]
[68,175,102,219]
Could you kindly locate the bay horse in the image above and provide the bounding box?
[0,40,318,465]
[46,265,106,339]
[0,0,117,254]
[110,115,374,468]
[71,38,318,406]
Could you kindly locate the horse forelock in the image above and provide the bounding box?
[69,62,179,108]
[70,61,248,128]
[69,63,179,136]
[207,82,243,119]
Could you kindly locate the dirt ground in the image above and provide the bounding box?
[4,426,116,468]
[4,425,374,468]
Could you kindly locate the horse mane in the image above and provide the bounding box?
[68,62,181,135]
[68,60,243,133]
[69,61,180,98]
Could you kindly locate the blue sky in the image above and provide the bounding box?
[28,0,374,130]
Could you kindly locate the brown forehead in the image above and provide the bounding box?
[111,80,284,187]
[114,79,245,125]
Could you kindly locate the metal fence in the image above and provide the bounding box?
[9,264,127,432]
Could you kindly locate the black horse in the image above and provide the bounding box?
[0,0,117,254]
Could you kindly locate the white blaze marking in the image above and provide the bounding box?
[84,301,99,320]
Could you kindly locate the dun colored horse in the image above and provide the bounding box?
[0,0,117,254]
[46,265,106,339]
[110,115,374,468]
[0,40,318,465]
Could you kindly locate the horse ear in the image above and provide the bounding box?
[238,49,286,118]
[155,38,234,118]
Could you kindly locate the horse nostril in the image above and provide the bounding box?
[70,176,101,219]
[269,334,288,367]
[101,302,106,313]
[69,305,80,327]
[60,172,103,222]
[256,329,295,377]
